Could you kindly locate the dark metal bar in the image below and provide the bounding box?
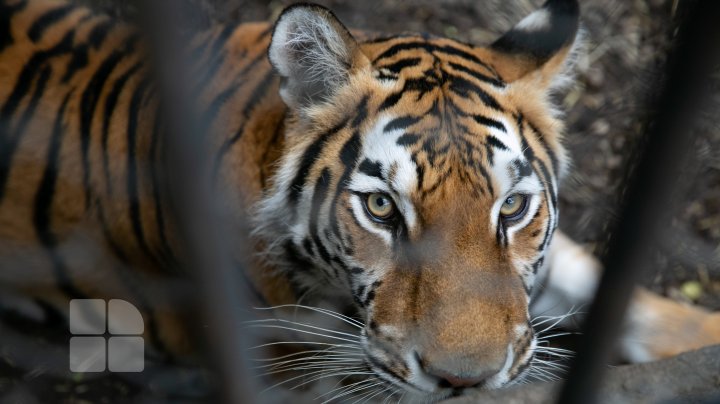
[136,2,257,403]
[557,1,720,403]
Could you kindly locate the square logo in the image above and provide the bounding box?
[69,299,145,372]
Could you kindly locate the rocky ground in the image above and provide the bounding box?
[2,0,719,402]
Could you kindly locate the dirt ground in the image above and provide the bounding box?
[2,0,719,403]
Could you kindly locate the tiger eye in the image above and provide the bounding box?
[366,193,395,219]
[500,194,527,218]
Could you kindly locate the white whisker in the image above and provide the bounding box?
[246,324,361,344]
[255,353,364,370]
[246,317,362,340]
[249,341,361,350]
[252,347,354,362]
[258,363,364,377]
[322,380,382,403]
[318,378,376,400]
[255,304,364,329]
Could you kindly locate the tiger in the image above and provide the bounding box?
[1,0,719,401]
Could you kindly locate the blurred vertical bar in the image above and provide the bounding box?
[136,2,256,403]
[558,1,720,403]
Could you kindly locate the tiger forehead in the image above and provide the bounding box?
[347,36,525,198]
[361,35,505,86]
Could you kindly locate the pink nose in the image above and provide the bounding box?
[428,368,496,388]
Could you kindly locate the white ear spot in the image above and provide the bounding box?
[515,9,552,32]
[268,5,361,109]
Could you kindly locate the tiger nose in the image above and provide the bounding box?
[428,368,496,388]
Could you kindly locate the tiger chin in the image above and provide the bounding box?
[2,0,720,401]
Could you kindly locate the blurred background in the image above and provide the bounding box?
[2,0,719,402]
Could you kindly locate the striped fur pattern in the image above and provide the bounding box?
[0,0,286,354]
[0,0,591,399]
[255,1,579,398]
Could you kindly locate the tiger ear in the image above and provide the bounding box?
[488,0,580,89]
[268,4,369,110]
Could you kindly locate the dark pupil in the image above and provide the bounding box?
[505,196,515,205]
[376,196,388,207]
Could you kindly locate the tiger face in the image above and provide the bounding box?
[258,0,578,398]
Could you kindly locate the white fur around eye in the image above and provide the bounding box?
[349,194,392,246]
[348,115,419,230]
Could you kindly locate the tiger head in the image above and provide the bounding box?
[257,0,579,398]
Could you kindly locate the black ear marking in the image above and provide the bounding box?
[488,0,580,84]
[492,0,579,63]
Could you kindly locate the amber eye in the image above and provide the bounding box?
[365,193,396,220]
[500,194,528,221]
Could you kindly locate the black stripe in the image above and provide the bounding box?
[13,64,52,140]
[102,62,142,195]
[384,115,421,133]
[329,132,362,238]
[513,158,533,178]
[60,17,115,83]
[287,118,348,205]
[448,74,503,111]
[28,4,75,42]
[478,164,495,196]
[0,20,73,119]
[415,163,425,192]
[33,90,86,298]
[531,256,544,275]
[126,79,156,262]
[328,95,368,239]
[379,57,421,74]
[148,107,176,270]
[527,121,559,177]
[362,34,415,45]
[212,70,276,179]
[0,0,28,52]
[0,63,52,202]
[330,131,361,237]
[379,76,439,111]
[80,41,136,209]
[61,43,88,83]
[486,134,509,165]
[487,135,509,151]
[517,115,536,162]
[537,191,554,252]
[308,168,333,266]
[397,133,420,146]
[373,42,496,76]
[200,82,241,129]
[473,115,506,132]
[189,25,242,96]
[516,115,556,253]
[87,19,114,49]
[379,91,403,111]
[363,280,381,307]
[358,159,383,180]
[496,220,507,248]
[448,61,505,88]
